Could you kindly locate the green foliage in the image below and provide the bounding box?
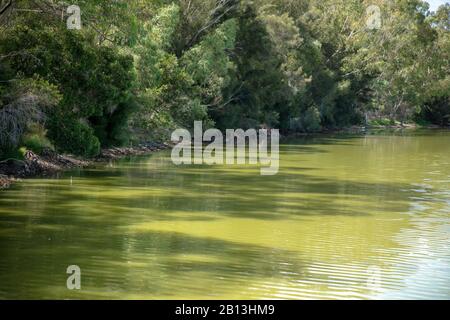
[1,12,136,156]
[302,106,322,132]
[368,118,396,126]
[134,4,238,132]
[48,112,100,157]
[182,19,237,101]
[1,0,449,161]
[21,124,54,155]
[21,134,52,155]
[210,4,287,129]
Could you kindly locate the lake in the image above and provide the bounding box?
[0,129,449,299]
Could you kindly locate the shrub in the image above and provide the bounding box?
[301,106,322,132]
[21,134,53,155]
[20,124,54,155]
[368,118,396,126]
[48,115,100,158]
[418,97,450,126]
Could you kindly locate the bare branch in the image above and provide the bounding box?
[0,0,12,15]
[186,0,238,49]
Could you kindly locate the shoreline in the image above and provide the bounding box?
[1,124,448,190]
[0,142,170,190]
[282,124,449,138]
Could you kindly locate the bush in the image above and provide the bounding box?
[20,124,54,155]
[418,97,450,126]
[48,115,100,158]
[301,106,322,132]
[368,118,396,126]
[21,134,53,155]
[2,22,135,155]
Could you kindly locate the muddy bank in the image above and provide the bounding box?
[0,142,170,190]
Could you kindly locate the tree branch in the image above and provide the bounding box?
[0,0,12,15]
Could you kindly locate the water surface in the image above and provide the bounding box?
[0,129,449,299]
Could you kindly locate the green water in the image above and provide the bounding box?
[0,130,449,299]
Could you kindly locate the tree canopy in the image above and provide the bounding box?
[1,0,449,158]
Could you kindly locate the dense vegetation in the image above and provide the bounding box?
[0,0,449,158]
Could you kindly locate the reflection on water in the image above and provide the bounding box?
[0,129,449,299]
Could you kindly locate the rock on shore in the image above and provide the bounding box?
[0,174,13,189]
